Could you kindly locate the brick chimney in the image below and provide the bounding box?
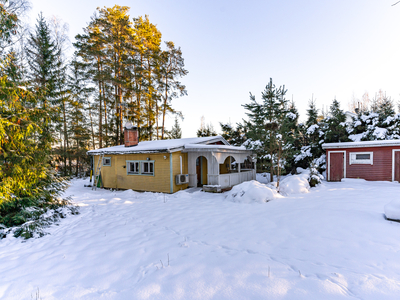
[124,122,138,147]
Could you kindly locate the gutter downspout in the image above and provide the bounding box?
[170,152,173,194]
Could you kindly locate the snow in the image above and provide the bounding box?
[184,143,247,151]
[286,112,297,120]
[225,180,280,203]
[242,138,262,149]
[256,172,271,183]
[294,145,312,162]
[373,127,387,139]
[306,124,319,135]
[322,139,400,149]
[2,179,400,299]
[87,136,229,154]
[348,133,365,142]
[278,168,310,195]
[384,199,400,221]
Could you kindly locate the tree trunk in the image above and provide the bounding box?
[97,60,103,149]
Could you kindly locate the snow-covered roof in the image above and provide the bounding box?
[183,143,251,153]
[87,136,234,155]
[322,139,400,149]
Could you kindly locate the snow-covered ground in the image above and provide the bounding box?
[1,178,400,299]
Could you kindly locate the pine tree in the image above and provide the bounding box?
[306,97,318,127]
[377,95,395,122]
[158,41,188,139]
[243,78,288,182]
[323,99,349,144]
[280,101,301,174]
[197,116,217,137]
[133,15,161,140]
[220,122,247,146]
[166,116,182,139]
[68,56,91,176]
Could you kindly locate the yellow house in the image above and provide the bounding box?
[87,126,255,193]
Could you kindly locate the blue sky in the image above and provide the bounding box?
[28,0,400,137]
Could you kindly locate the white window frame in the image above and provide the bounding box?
[102,157,111,166]
[327,150,346,181]
[392,149,400,182]
[141,161,154,175]
[127,160,139,174]
[349,152,373,165]
[126,160,155,176]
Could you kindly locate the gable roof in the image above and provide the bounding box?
[322,139,400,149]
[87,136,231,155]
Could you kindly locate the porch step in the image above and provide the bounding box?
[202,185,222,193]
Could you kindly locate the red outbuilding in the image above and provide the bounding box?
[322,140,400,182]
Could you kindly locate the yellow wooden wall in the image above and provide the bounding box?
[93,151,189,193]
[219,156,230,174]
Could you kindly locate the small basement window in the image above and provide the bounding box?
[349,152,373,165]
[102,157,111,166]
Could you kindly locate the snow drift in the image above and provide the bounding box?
[225,180,278,203]
[278,168,310,195]
[384,199,400,221]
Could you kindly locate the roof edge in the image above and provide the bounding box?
[322,140,400,149]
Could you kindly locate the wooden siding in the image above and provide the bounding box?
[395,151,400,182]
[327,146,400,181]
[330,152,344,181]
[172,152,189,193]
[93,151,189,193]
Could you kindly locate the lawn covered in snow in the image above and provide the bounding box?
[1,178,400,299]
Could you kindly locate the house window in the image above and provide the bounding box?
[103,157,111,166]
[142,161,154,175]
[349,152,373,165]
[126,160,154,176]
[127,161,139,174]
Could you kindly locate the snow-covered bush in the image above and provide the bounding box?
[384,199,400,221]
[278,168,310,195]
[225,180,278,203]
[0,199,79,239]
[308,163,324,187]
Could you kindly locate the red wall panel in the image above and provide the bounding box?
[327,146,400,182]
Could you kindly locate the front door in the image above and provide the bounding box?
[395,151,400,182]
[330,152,344,182]
[196,157,201,187]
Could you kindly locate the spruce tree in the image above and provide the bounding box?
[306,98,318,127]
[323,99,349,144]
[280,101,301,174]
[377,95,395,122]
[0,4,71,237]
[243,78,288,182]
[167,116,182,139]
[25,12,61,148]
[220,122,247,146]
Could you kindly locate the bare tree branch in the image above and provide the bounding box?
[392,1,400,6]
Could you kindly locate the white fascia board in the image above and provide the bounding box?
[322,140,400,150]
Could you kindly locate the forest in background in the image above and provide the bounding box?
[1,0,400,237]
[0,0,187,236]
[6,2,189,177]
[218,80,400,187]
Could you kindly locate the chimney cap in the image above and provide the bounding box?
[124,122,137,130]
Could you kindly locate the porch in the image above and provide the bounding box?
[183,145,256,189]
